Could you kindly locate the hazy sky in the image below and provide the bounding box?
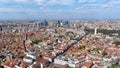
[0,0,120,20]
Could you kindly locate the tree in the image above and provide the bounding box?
[111,64,117,68]
[102,51,107,57]
[84,28,120,36]
[0,65,4,68]
[31,40,43,45]
[78,46,85,50]
[112,40,120,46]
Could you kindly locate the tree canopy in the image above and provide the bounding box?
[31,40,43,45]
[112,40,120,46]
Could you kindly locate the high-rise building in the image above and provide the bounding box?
[94,28,97,35]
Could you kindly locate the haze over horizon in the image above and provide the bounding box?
[0,0,120,20]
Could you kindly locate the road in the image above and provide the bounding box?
[53,35,85,62]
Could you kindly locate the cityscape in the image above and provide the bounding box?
[1,0,120,68]
[0,20,120,68]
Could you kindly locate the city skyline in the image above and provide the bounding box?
[0,0,120,20]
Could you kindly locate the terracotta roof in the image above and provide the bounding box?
[82,62,93,68]
[116,49,120,54]
[36,57,49,63]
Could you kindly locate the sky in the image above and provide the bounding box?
[0,0,120,20]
